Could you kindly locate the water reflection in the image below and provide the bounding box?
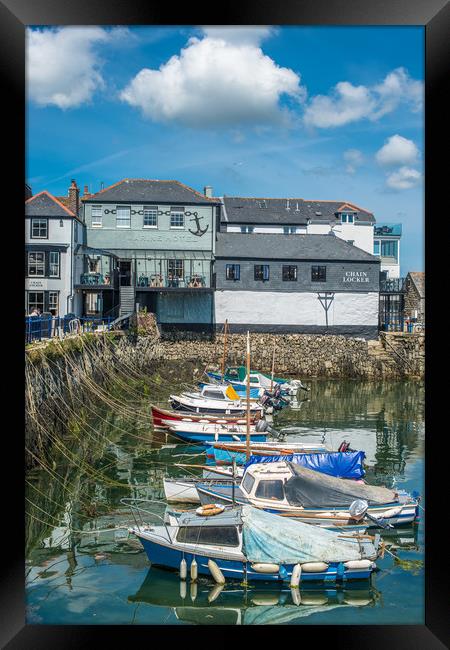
[128,567,379,625]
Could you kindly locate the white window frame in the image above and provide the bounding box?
[91,205,103,228]
[170,206,185,229]
[28,252,45,277]
[143,206,158,228]
[341,213,355,224]
[48,291,59,315]
[116,205,131,229]
[31,219,48,239]
[49,251,60,277]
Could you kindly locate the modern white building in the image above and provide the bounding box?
[373,223,402,279]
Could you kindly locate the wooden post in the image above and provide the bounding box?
[221,319,228,380]
[246,331,251,461]
[270,341,276,392]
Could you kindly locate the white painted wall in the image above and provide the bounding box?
[226,225,306,234]
[307,223,374,254]
[215,291,379,326]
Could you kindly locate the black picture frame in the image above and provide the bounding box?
[2,0,448,646]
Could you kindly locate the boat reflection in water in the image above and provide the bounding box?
[128,567,379,625]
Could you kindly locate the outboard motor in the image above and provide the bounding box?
[255,418,269,432]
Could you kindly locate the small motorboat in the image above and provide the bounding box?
[196,461,420,528]
[163,450,367,505]
[166,419,267,444]
[125,499,381,584]
[170,383,265,417]
[207,440,351,465]
[207,365,309,396]
[150,404,260,430]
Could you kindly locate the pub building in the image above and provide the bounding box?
[214,232,381,339]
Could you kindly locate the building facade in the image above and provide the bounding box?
[373,223,402,279]
[215,233,380,338]
[25,190,84,317]
[82,179,220,330]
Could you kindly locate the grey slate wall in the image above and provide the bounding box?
[215,259,380,292]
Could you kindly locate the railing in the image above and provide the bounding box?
[79,271,118,287]
[25,315,113,344]
[380,277,406,293]
[136,274,208,289]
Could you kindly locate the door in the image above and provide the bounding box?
[118,260,132,287]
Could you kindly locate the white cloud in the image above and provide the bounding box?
[376,134,419,166]
[26,27,126,109]
[120,29,305,127]
[386,166,422,191]
[304,67,423,128]
[200,26,276,46]
[343,148,364,174]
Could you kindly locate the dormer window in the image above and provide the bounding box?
[341,213,355,224]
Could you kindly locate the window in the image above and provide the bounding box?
[31,219,48,239]
[255,480,285,500]
[347,240,354,246]
[48,291,59,316]
[282,265,297,281]
[283,226,296,234]
[176,525,240,547]
[374,240,380,256]
[91,206,102,228]
[28,252,45,276]
[49,251,60,277]
[341,213,354,224]
[85,292,102,315]
[170,206,185,228]
[74,221,78,242]
[226,264,240,281]
[311,265,326,282]
[168,259,184,279]
[116,205,131,228]
[242,473,256,494]
[240,226,254,233]
[143,206,158,228]
[254,265,270,281]
[203,389,226,400]
[381,240,398,260]
[27,291,44,313]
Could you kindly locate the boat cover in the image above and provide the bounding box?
[241,505,376,564]
[284,463,397,508]
[244,451,366,479]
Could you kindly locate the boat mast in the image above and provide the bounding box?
[221,319,228,381]
[270,341,276,392]
[246,330,251,461]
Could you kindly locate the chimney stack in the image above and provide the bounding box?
[68,179,80,216]
[204,185,213,198]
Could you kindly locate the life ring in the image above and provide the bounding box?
[196,504,225,516]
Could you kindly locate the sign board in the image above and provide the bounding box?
[343,271,369,283]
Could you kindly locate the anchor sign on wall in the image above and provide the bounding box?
[189,212,209,237]
[317,292,335,328]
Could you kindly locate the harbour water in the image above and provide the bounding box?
[25,373,424,625]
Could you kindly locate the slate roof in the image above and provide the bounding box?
[216,233,379,262]
[84,179,220,204]
[408,272,425,298]
[221,197,375,225]
[25,191,76,218]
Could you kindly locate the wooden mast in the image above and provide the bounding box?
[270,341,276,392]
[221,319,228,380]
[246,330,251,461]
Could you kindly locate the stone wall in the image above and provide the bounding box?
[159,331,424,380]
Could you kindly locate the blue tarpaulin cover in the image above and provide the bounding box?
[241,505,376,564]
[244,451,366,479]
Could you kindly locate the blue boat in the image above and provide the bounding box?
[167,419,267,444]
[125,499,380,584]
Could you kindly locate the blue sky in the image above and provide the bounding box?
[26,26,424,273]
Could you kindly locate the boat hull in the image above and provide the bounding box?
[196,484,419,528]
[170,398,264,417]
[167,429,267,443]
[136,534,373,583]
[150,405,258,429]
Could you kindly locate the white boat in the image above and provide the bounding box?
[164,466,242,504]
[170,383,265,417]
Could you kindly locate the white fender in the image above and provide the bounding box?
[250,563,280,574]
[301,562,329,573]
[251,596,280,606]
[380,506,402,519]
[208,559,225,585]
[344,597,372,606]
[179,558,187,580]
[179,580,187,600]
[208,583,224,603]
[190,558,198,582]
[290,563,302,588]
[301,595,329,605]
[291,588,301,606]
[190,581,197,602]
[344,559,374,570]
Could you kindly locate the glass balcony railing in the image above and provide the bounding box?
[135,273,209,289]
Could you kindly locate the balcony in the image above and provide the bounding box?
[134,256,212,291]
[380,277,406,293]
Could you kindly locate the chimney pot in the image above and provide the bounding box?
[204,185,213,198]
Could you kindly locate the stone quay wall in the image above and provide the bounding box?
[158,331,425,380]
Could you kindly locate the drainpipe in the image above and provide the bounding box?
[66,220,74,316]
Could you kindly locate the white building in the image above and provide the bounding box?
[25,184,85,317]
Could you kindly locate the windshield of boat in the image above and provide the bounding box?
[176,525,240,547]
[242,472,256,494]
[203,389,226,400]
[254,480,285,501]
